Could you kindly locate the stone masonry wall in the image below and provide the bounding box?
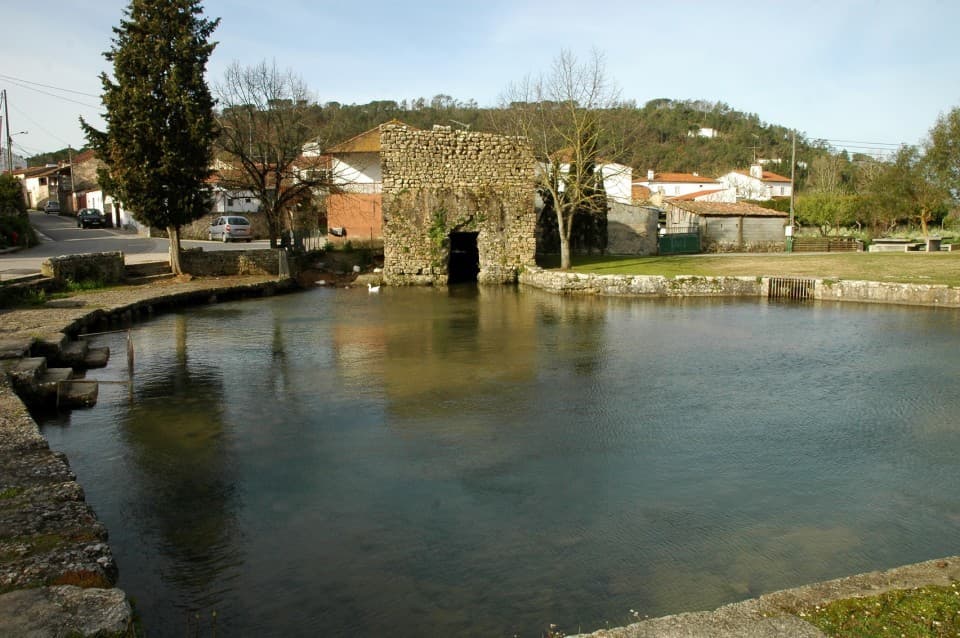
[41,252,125,284]
[380,124,537,285]
[606,202,658,255]
[180,248,286,277]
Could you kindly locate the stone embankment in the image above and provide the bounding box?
[0,274,296,636]
[520,266,960,308]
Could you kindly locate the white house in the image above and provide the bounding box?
[634,170,723,199]
[718,164,792,201]
[83,189,141,231]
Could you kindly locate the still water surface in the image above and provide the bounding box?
[40,287,960,636]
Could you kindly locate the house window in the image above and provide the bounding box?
[39,178,47,185]
[245,198,251,204]
[227,198,235,207]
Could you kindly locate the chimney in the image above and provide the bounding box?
[750,164,763,179]
[647,169,655,181]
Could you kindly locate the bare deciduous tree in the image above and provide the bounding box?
[214,61,332,247]
[498,49,630,270]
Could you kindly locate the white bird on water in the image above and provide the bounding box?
[367,283,381,293]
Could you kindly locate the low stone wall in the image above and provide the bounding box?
[41,252,125,284]
[816,279,960,307]
[520,266,762,297]
[0,375,131,633]
[520,266,960,308]
[180,248,285,277]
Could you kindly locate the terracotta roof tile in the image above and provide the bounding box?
[668,188,726,201]
[734,169,791,182]
[642,172,719,184]
[667,200,788,217]
[632,184,652,201]
[326,119,413,154]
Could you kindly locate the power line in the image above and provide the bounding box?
[0,73,101,99]
[817,138,903,148]
[9,103,77,149]
[1,77,100,109]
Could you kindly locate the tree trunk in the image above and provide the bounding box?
[557,209,572,270]
[920,208,929,239]
[168,225,184,275]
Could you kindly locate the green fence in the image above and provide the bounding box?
[658,231,701,255]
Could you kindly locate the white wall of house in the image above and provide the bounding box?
[21,175,56,208]
[718,166,792,201]
[331,152,382,193]
[211,188,260,213]
[87,190,142,232]
[635,177,721,198]
[600,163,633,205]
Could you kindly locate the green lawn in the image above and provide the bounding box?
[546,253,960,287]
[800,584,960,637]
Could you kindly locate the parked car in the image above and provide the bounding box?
[43,201,61,214]
[77,208,107,229]
[208,216,252,242]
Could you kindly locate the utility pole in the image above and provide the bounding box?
[787,130,797,253]
[2,89,12,174]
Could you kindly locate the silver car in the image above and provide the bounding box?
[208,216,252,242]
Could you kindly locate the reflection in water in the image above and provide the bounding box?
[38,291,960,637]
[120,314,240,611]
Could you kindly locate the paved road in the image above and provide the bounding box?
[0,211,271,280]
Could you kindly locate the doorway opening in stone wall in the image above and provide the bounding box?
[448,232,480,284]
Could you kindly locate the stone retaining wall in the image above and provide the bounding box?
[41,252,125,285]
[816,278,960,307]
[380,124,537,285]
[180,248,286,277]
[520,266,762,297]
[520,266,960,308]
[0,375,131,633]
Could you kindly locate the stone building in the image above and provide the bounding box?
[380,123,537,285]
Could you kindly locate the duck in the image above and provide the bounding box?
[367,283,381,293]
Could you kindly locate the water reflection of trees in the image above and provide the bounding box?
[120,314,240,605]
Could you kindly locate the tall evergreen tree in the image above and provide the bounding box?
[82,0,219,275]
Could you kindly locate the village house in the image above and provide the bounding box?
[70,150,139,230]
[13,164,70,211]
[310,121,404,244]
[633,170,725,204]
[717,164,792,200]
[662,199,788,252]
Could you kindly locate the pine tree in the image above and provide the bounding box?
[82,0,219,275]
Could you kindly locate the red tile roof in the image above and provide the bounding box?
[326,119,413,154]
[641,172,719,184]
[667,200,787,217]
[735,169,791,183]
[632,184,652,201]
[668,189,727,201]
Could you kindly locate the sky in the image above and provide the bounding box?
[1,0,959,161]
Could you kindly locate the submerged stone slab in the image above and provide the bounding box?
[83,347,110,369]
[0,586,131,637]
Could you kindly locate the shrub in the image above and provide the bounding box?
[0,214,38,248]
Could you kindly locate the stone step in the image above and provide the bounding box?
[0,337,33,360]
[84,347,110,369]
[36,368,75,403]
[124,273,176,286]
[59,341,90,367]
[9,357,47,388]
[124,260,171,278]
[59,380,99,409]
[32,333,68,361]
